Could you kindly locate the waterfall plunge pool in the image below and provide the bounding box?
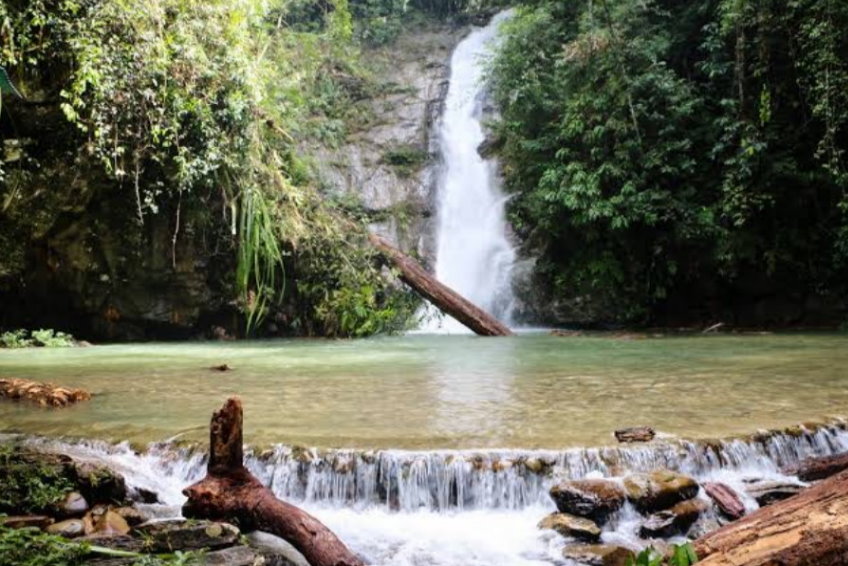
[1,332,846,448]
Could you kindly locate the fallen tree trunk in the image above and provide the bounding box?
[182,398,364,566]
[694,469,848,565]
[368,234,512,336]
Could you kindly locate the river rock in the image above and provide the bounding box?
[46,518,86,538]
[91,509,131,536]
[538,512,601,542]
[744,480,804,506]
[0,515,54,529]
[623,470,699,513]
[785,452,848,482]
[204,546,260,566]
[135,520,241,552]
[703,482,745,519]
[246,531,310,566]
[113,505,150,526]
[562,544,633,566]
[549,479,626,524]
[639,498,707,538]
[58,491,89,517]
[72,462,128,504]
[614,427,656,443]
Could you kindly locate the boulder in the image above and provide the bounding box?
[703,482,745,520]
[113,506,150,526]
[538,512,601,542]
[743,480,804,507]
[639,498,708,538]
[562,544,633,566]
[549,479,626,524]
[91,509,131,536]
[785,452,848,482]
[46,519,86,538]
[614,427,656,443]
[245,531,310,566]
[134,520,241,552]
[72,462,128,504]
[58,491,89,517]
[624,470,699,513]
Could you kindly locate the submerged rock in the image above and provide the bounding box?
[614,426,656,443]
[538,512,601,542]
[562,544,633,566]
[639,498,707,538]
[624,470,699,513]
[549,479,626,524]
[46,518,86,538]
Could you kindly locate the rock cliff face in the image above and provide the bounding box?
[309,21,466,262]
[0,20,467,341]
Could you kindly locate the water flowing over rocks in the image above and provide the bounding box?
[549,479,625,524]
[538,512,601,542]
[623,470,700,513]
[6,421,848,565]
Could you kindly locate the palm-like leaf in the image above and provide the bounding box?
[0,65,23,98]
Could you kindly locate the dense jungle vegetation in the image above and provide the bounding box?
[0,0,846,338]
[491,0,848,325]
[0,0,492,339]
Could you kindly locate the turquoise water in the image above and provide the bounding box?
[1,333,846,448]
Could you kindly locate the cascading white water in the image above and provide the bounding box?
[16,422,848,566]
[429,12,516,332]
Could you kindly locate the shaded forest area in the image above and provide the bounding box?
[492,0,848,327]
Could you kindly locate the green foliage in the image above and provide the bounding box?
[626,543,698,566]
[0,526,88,566]
[490,0,848,322]
[0,0,421,337]
[0,446,74,513]
[382,144,429,177]
[0,329,75,348]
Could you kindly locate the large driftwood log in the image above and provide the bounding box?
[368,233,512,336]
[183,398,365,566]
[694,469,848,565]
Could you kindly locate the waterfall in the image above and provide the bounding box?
[429,12,516,331]
[20,421,847,512]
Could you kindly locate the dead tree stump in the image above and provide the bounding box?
[182,398,365,566]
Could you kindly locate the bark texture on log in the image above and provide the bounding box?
[368,234,512,336]
[694,470,848,566]
[703,482,745,520]
[183,398,365,566]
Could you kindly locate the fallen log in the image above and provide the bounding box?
[694,469,848,565]
[368,233,512,336]
[182,398,365,566]
[0,377,91,407]
[784,452,848,482]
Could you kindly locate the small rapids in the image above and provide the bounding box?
[14,421,848,566]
